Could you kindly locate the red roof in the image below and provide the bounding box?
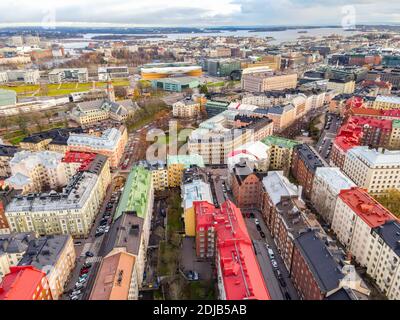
[333,116,392,152]
[0,266,49,300]
[194,200,271,300]
[346,96,364,109]
[62,151,98,171]
[350,107,400,119]
[339,188,396,228]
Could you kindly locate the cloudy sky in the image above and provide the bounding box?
[0,0,398,27]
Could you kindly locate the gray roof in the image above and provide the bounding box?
[0,233,36,255]
[373,221,400,257]
[18,235,71,273]
[294,230,344,294]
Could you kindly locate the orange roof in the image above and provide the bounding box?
[0,266,48,300]
[339,188,396,228]
[89,251,135,300]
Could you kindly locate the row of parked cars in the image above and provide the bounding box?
[69,263,92,300]
[95,194,118,237]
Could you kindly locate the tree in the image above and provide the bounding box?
[16,114,28,135]
[31,112,43,132]
[199,84,208,95]
[374,189,400,218]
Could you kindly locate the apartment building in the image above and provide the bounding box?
[17,235,76,300]
[172,99,201,119]
[182,179,213,237]
[0,145,19,178]
[367,221,400,300]
[137,160,169,191]
[90,251,137,300]
[0,69,40,84]
[372,96,400,110]
[167,155,205,188]
[326,79,355,94]
[194,200,271,300]
[342,146,400,194]
[262,136,299,175]
[332,188,395,267]
[67,126,128,168]
[0,189,19,234]
[5,151,68,194]
[5,155,111,237]
[48,68,88,83]
[112,166,154,289]
[389,120,400,149]
[98,66,129,81]
[0,266,52,300]
[0,233,35,280]
[291,144,326,199]
[311,167,356,225]
[241,71,298,92]
[227,141,270,172]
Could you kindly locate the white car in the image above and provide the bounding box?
[271,259,278,269]
[104,226,110,233]
[254,219,260,225]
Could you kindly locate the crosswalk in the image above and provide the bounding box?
[86,256,102,264]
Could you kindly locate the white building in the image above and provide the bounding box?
[342,146,400,194]
[331,187,395,267]
[48,68,88,83]
[227,141,271,172]
[0,69,40,84]
[367,221,400,300]
[311,167,356,224]
[98,66,129,81]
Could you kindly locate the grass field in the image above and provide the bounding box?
[0,80,131,97]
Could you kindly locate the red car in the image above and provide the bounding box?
[79,268,90,276]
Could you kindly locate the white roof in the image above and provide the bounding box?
[262,171,300,206]
[10,150,64,170]
[68,128,121,151]
[314,167,356,194]
[227,141,270,170]
[228,102,259,112]
[348,146,400,167]
[182,180,213,210]
[375,95,400,104]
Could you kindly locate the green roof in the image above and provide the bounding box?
[167,154,205,168]
[114,166,152,221]
[393,120,400,129]
[262,136,300,149]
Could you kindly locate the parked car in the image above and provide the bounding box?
[254,219,260,225]
[271,259,278,269]
[259,231,266,238]
[70,295,80,300]
[85,251,94,257]
[104,226,110,233]
[279,277,287,287]
[268,249,275,260]
[256,225,262,232]
[74,241,82,246]
[78,277,87,284]
[71,290,81,296]
[249,213,255,219]
[75,283,84,290]
[284,292,292,300]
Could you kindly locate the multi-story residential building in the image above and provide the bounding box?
[332,188,395,267]
[342,146,400,194]
[137,160,169,191]
[0,69,40,84]
[311,167,356,225]
[291,144,326,199]
[194,200,271,300]
[366,68,400,89]
[262,136,299,175]
[372,96,400,110]
[389,120,400,149]
[0,233,35,280]
[182,179,213,237]
[327,79,355,94]
[112,165,154,289]
[5,151,68,194]
[19,128,84,154]
[188,110,273,165]
[172,99,202,119]
[241,70,298,92]
[167,155,205,188]
[0,266,52,300]
[367,221,400,300]
[241,54,282,71]
[17,235,75,300]
[67,126,128,168]
[0,145,19,178]
[231,161,264,210]
[48,68,88,83]
[98,66,129,81]
[90,251,137,300]
[5,155,111,237]
[0,189,19,235]
[227,141,270,172]
[70,99,138,125]
[209,47,231,58]
[266,104,297,132]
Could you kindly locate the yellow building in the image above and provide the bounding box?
[167,155,205,188]
[327,79,355,94]
[389,120,400,149]
[372,96,400,110]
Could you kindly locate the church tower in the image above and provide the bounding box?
[106,75,115,102]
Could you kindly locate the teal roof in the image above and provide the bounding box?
[167,154,205,168]
[262,136,299,149]
[393,120,400,129]
[114,166,152,221]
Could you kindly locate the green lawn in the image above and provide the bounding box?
[206,81,225,87]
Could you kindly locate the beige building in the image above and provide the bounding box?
[342,146,400,194]
[172,99,201,118]
[5,156,111,238]
[389,120,400,149]
[327,79,355,94]
[0,145,18,178]
[262,136,299,175]
[241,71,297,92]
[17,235,76,300]
[372,96,400,110]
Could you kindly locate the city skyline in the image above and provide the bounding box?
[0,0,399,27]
